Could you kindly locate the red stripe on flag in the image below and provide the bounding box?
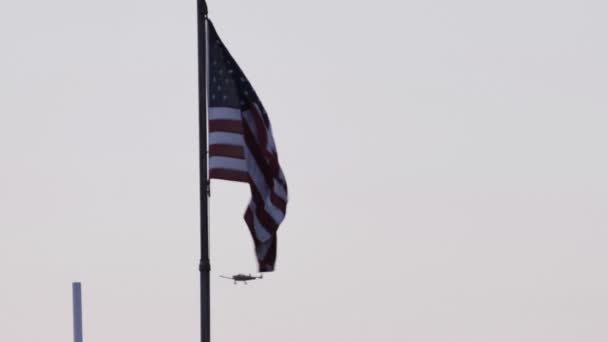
[209,144,245,159]
[209,120,243,134]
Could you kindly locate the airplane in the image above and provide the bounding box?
[220,273,263,285]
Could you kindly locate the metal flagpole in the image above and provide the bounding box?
[72,282,83,342]
[196,1,211,342]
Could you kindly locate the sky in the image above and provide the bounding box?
[1,0,608,341]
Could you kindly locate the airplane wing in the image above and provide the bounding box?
[219,275,233,279]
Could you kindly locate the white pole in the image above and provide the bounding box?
[72,282,83,342]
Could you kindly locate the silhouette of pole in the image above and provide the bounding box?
[197,1,211,342]
[72,282,83,342]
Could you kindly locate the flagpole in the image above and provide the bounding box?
[196,1,211,342]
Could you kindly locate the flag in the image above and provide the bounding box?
[207,21,288,272]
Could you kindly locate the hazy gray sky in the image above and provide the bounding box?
[1,0,608,341]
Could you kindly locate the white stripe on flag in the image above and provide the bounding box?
[256,238,273,261]
[243,145,285,225]
[209,156,247,172]
[249,203,272,242]
[209,132,244,146]
[209,107,242,121]
[274,179,287,200]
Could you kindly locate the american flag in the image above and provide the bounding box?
[207,21,288,272]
